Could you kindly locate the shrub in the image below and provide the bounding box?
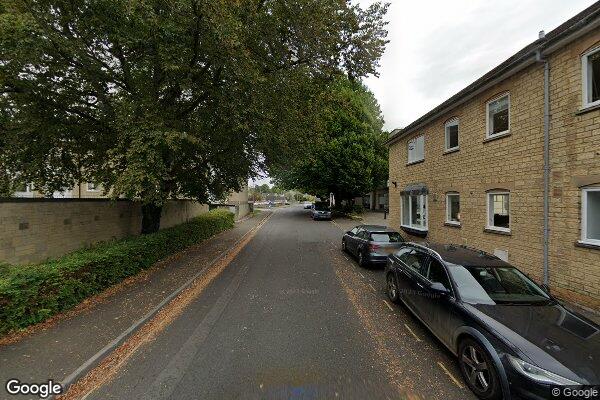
[0,209,234,335]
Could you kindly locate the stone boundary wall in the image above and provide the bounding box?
[0,199,209,265]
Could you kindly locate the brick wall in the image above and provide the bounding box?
[0,200,209,265]
[388,29,600,310]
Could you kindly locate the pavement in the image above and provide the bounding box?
[1,206,475,400]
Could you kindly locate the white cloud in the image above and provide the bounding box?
[357,0,597,130]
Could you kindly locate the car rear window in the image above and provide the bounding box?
[370,232,403,242]
[314,203,330,211]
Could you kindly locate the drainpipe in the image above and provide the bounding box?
[535,37,550,287]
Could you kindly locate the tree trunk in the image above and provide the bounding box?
[141,203,163,234]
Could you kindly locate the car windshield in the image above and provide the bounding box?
[314,203,330,211]
[448,264,551,305]
[370,232,403,243]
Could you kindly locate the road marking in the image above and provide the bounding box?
[383,300,394,311]
[437,361,465,389]
[368,283,377,293]
[330,220,344,231]
[403,324,422,342]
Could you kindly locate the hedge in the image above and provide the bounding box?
[0,209,234,335]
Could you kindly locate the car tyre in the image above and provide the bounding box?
[386,273,400,304]
[458,338,502,400]
[358,250,367,268]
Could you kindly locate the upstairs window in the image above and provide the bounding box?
[407,135,425,164]
[487,191,510,232]
[486,94,510,138]
[444,118,459,151]
[581,187,600,246]
[582,47,600,107]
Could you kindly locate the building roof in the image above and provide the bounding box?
[387,1,600,146]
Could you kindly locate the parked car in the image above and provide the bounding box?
[303,201,313,209]
[385,242,600,400]
[342,225,404,267]
[311,202,332,220]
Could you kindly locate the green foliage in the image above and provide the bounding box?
[271,77,388,201]
[0,0,389,213]
[0,209,234,335]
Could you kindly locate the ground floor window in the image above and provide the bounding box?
[487,191,510,232]
[582,187,600,245]
[401,194,428,230]
[446,193,460,225]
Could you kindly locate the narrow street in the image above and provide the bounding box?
[79,206,474,400]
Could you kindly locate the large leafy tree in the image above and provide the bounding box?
[271,77,388,203]
[0,0,388,232]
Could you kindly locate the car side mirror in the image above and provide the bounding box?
[430,282,449,295]
[346,231,354,236]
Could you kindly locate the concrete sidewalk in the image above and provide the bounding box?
[0,211,270,398]
[333,210,389,232]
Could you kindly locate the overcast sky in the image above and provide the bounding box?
[251,0,596,186]
[358,0,597,131]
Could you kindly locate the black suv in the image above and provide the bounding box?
[385,242,600,400]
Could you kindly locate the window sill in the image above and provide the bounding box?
[484,227,511,236]
[483,131,511,143]
[406,159,424,166]
[443,147,459,155]
[444,222,461,228]
[575,102,600,115]
[400,225,428,237]
[575,240,600,250]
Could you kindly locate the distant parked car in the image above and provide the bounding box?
[342,225,404,267]
[303,201,313,209]
[385,242,600,400]
[311,202,331,220]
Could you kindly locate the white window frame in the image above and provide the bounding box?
[582,46,600,109]
[486,93,510,138]
[445,193,461,225]
[407,135,425,164]
[486,191,510,233]
[86,182,99,192]
[401,193,428,231]
[444,118,459,151]
[581,187,600,246]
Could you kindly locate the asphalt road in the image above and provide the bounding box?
[85,206,475,400]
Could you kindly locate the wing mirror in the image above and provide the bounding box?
[346,231,355,236]
[430,282,450,296]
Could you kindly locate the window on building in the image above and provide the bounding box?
[14,183,34,198]
[446,193,460,225]
[444,118,459,151]
[581,187,600,245]
[583,47,600,107]
[87,182,99,191]
[486,94,510,137]
[487,191,510,232]
[407,135,425,164]
[401,193,428,230]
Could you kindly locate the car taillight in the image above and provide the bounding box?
[369,243,380,251]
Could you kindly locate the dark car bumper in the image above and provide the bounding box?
[366,253,388,264]
[312,213,331,220]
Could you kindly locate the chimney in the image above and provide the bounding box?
[539,30,546,39]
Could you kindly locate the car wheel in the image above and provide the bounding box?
[458,338,502,400]
[386,273,400,304]
[358,250,367,267]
